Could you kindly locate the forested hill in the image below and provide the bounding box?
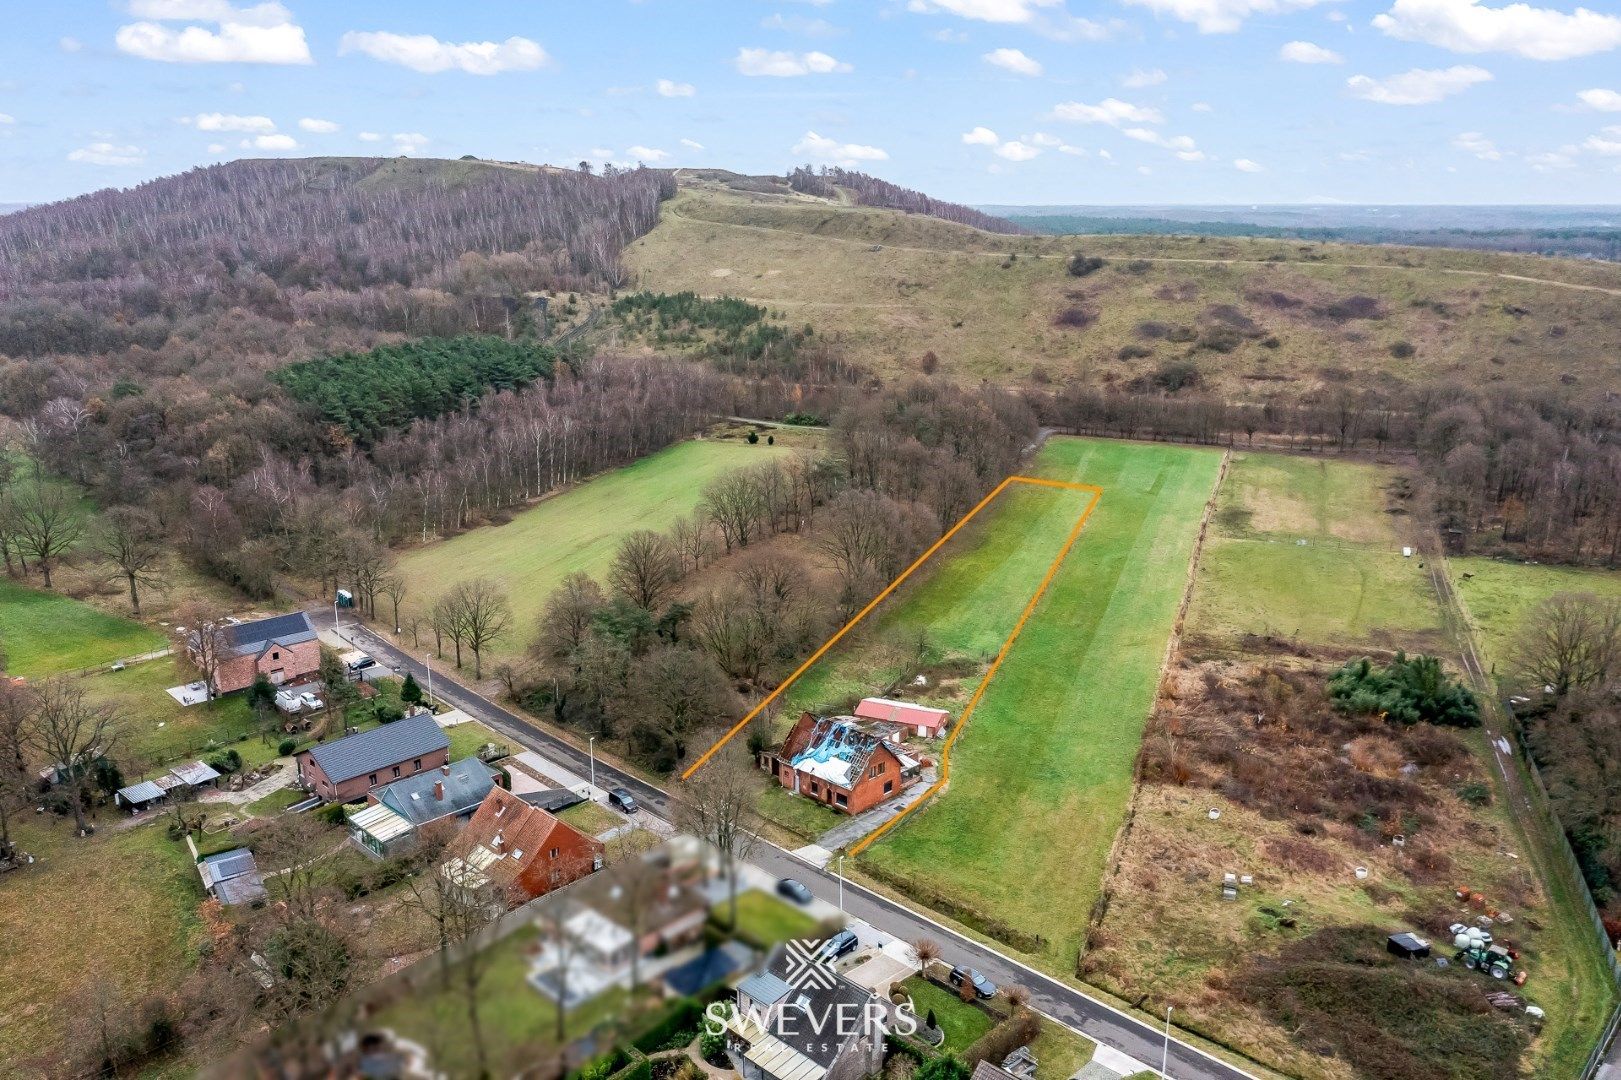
[0,156,674,359]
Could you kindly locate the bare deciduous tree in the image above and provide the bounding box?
[28,678,120,837]
[447,577,512,681]
[609,530,681,613]
[1509,592,1621,696]
[94,505,165,615]
[677,747,761,930]
[9,480,85,589]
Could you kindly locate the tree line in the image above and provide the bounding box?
[786,167,1028,236]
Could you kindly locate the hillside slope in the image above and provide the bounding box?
[624,176,1621,399]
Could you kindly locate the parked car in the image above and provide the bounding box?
[948,966,997,999]
[608,787,639,814]
[274,690,304,714]
[346,655,377,675]
[777,878,814,905]
[298,691,325,711]
[816,929,860,963]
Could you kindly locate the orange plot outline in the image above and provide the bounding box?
[681,475,1102,854]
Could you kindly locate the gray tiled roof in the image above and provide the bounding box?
[760,947,879,1070]
[222,611,318,657]
[377,757,498,825]
[304,714,449,785]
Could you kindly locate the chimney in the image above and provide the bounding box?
[441,762,451,776]
[433,780,445,801]
[491,829,504,851]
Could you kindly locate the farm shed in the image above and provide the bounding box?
[199,847,266,907]
[854,697,949,737]
[115,780,166,810]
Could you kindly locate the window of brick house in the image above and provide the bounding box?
[884,780,894,794]
[413,758,422,771]
[272,651,279,660]
[835,793,848,807]
[369,773,378,786]
[392,765,401,778]
[550,847,560,859]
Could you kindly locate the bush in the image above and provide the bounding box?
[207,748,243,775]
[277,738,297,757]
[1052,306,1094,329]
[1390,340,1417,359]
[962,1008,1039,1068]
[374,700,405,724]
[1117,344,1153,361]
[1328,653,1480,728]
[1066,253,1105,277]
[316,802,348,826]
[1151,360,1200,392]
[632,997,705,1053]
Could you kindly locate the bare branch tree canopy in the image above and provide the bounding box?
[1509,592,1621,696]
[0,684,31,861]
[379,573,408,633]
[9,479,85,589]
[609,530,681,613]
[627,644,733,767]
[446,577,513,680]
[28,678,120,837]
[677,748,762,930]
[94,505,164,615]
[177,602,234,699]
[532,573,607,665]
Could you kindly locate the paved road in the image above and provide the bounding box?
[310,608,1257,1080]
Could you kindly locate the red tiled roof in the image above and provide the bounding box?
[855,697,949,732]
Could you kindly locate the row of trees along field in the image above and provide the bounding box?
[497,380,1035,772]
[0,157,673,357]
[786,166,1029,235]
[1039,381,1621,567]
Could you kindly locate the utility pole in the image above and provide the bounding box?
[1161,1005,1173,1079]
[837,854,845,912]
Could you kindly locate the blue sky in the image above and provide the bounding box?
[3,0,1621,206]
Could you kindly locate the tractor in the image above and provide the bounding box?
[1452,924,1514,980]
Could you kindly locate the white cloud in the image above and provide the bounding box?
[60,36,83,52]
[1585,132,1621,154]
[1124,127,1204,158]
[115,1,312,64]
[655,78,696,98]
[68,142,147,165]
[1527,149,1575,169]
[1027,131,1061,146]
[298,116,339,133]
[358,131,383,142]
[1191,101,1214,112]
[1346,65,1492,104]
[1123,67,1167,87]
[1452,130,1503,158]
[1118,0,1338,34]
[792,130,887,166]
[207,142,225,153]
[243,132,297,150]
[1234,157,1264,171]
[1280,40,1344,62]
[906,0,1063,23]
[734,48,851,76]
[931,27,971,41]
[962,126,1001,145]
[1578,88,1621,110]
[627,145,669,161]
[762,13,843,36]
[391,132,429,153]
[680,137,705,150]
[1051,97,1164,125]
[983,47,1043,75]
[1373,0,1621,60]
[0,113,13,127]
[182,111,275,132]
[338,31,549,75]
[995,140,1042,160]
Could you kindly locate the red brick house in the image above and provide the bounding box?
[761,713,924,816]
[296,714,451,803]
[201,612,322,695]
[442,786,604,903]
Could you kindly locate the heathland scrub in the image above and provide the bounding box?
[394,438,792,658]
[845,437,1223,968]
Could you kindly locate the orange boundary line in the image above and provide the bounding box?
[681,474,1102,828]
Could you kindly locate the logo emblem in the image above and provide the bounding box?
[782,938,838,990]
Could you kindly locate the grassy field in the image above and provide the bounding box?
[1452,556,1621,672]
[624,182,1621,396]
[1185,453,1446,654]
[0,578,166,678]
[0,817,202,1073]
[394,439,794,658]
[829,437,1223,968]
[78,655,257,771]
[721,888,822,947]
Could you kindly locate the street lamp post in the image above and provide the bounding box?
[333,596,340,640]
[425,653,434,711]
[837,854,845,912]
[589,736,597,794]
[1161,1005,1173,1080]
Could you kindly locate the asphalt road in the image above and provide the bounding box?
[311,608,1257,1080]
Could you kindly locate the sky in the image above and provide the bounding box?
[3,0,1621,206]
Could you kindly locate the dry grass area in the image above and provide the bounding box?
[624,181,1621,397]
[1086,654,1577,1080]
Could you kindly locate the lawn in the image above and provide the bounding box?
[1185,452,1446,654]
[718,888,822,948]
[848,437,1223,968]
[370,924,639,1076]
[0,578,166,678]
[1451,556,1621,673]
[556,799,622,837]
[78,655,258,772]
[0,817,203,1074]
[394,439,793,657]
[445,718,505,763]
[901,976,996,1054]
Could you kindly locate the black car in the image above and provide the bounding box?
[608,787,639,814]
[815,929,859,963]
[948,966,997,999]
[777,878,814,905]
